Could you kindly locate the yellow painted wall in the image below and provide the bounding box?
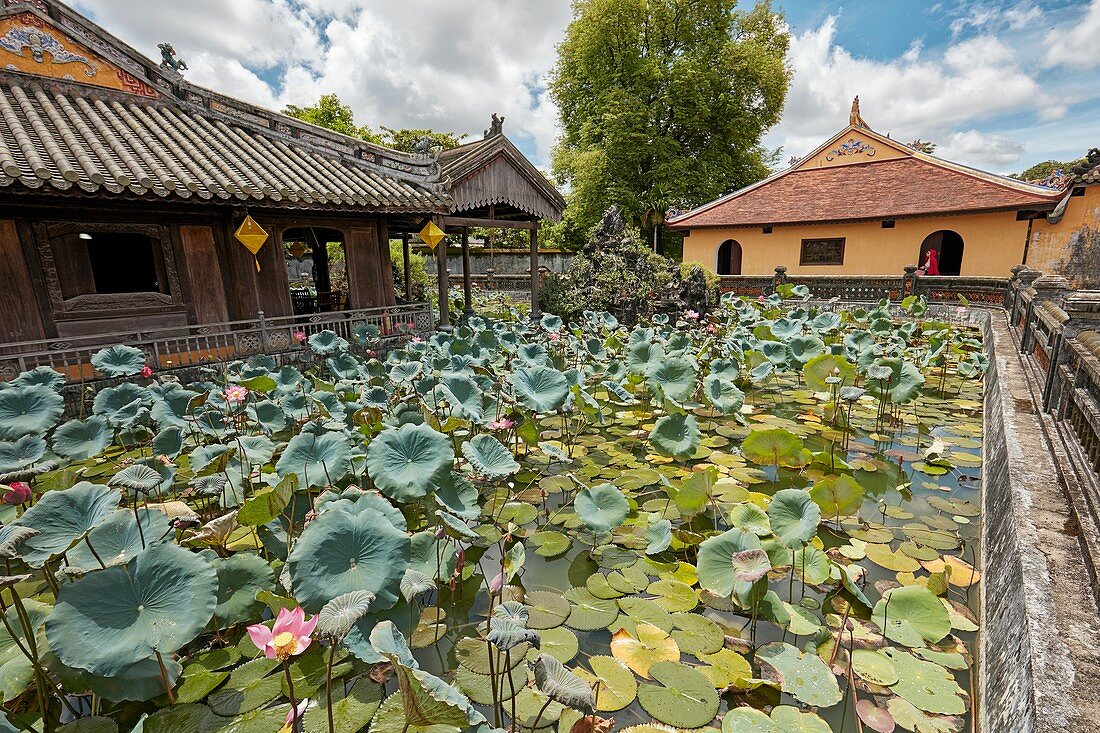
[1025,186,1100,287]
[681,211,1030,277]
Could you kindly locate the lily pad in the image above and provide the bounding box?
[755,642,842,708]
[574,655,636,712]
[636,660,719,729]
[610,623,679,678]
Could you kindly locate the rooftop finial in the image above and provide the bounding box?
[158,43,188,75]
[483,113,504,138]
[849,96,867,129]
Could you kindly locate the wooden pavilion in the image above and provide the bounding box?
[0,0,563,379]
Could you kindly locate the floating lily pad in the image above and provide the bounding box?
[669,613,724,656]
[610,623,679,678]
[883,648,967,715]
[564,588,620,631]
[636,660,719,729]
[525,591,571,629]
[574,655,637,712]
[873,585,951,647]
[755,642,842,708]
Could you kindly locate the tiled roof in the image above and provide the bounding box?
[1068,150,1100,185]
[438,134,565,220]
[668,156,1063,229]
[0,79,449,210]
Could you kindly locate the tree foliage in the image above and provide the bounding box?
[283,95,464,152]
[1010,158,1087,182]
[549,0,790,247]
[380,127,466,153]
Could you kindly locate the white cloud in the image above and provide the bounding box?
[949,2,1042,36]
[73,0,573,165]
[1045,0,1100,70]
[935,130,1025,171]
[767,15,1064,170]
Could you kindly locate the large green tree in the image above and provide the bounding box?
[283,95,464,152]
[1010,158,1087,183]
[550,0,790,250]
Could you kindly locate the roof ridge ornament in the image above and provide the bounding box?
[157,42,187,76]
[849,96,868,129]
[483,112,504,138]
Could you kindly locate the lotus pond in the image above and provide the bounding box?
[0,291,987,733]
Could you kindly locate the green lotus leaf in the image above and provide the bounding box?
[574,655,636,712]
[392,656,485,728]
[886,697,964,733]
[636,660,719,728]
[730,548,772,583]
[511,366,570,413]
[367,423,454,501]
[308,330,349,355]
[722,707,776,733]
[0,525,37,559]
[647,579,697,612]
[110,464,163,494]
[575,483,629,534]
[803,353,857,392]
[12,366,64,390]
[63,508,170,573]
[868,357,925,404]
[315,590,376,642]
[766,489,821,548]
[644,515,672,555]
[81,655,183,703]
[872,584,951,647]
[0,599,49,702]
[532,652,594,710]
[525,591,571,630]
[883,648,967,715]
[741,428,803,467]
[646,357,697,401]
[14,482,120,567]
[851,649,899,686]
[461,434,519,478]
[788,335,826,366]
[207,657,282,716]
[56,716,118,733]
[809,474,864,519]
[728,503,771,536]
[648,413,701,460]
[276,431,352,489]
[0,435,46,472]
[702,375,745,416]
[697,528,762,597]
[441,375,484,422]
[755,642,842,708]
[46,542,216,676]
[617,596,673,632]
[0,385,64,440]
[306,677,383,733]
[432,471,480,519]
[531,530,571,558]
[769,706,831,733]
[369,620,419,668]
[669,612,724,657]
[91,345,146,377]
[288,505,410,613]
[212,552,275,627]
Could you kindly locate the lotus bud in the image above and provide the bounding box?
[2,482,30,505]
[489,572,504,595]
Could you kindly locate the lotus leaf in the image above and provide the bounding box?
[617,597,673,632]
[0,386,64,440]
[741,428,803,467]
[722,708,776,733]
[646,579,697,612]
[610,623,679,678]
[531,530,571,558]
[728,503,771,536]
[699,648,753,688]
[575,484,629,534]
[14,482,120,566]
[730,548,772,583]
[462,434,519,478]
[810,474,864,518]
[766,489,820,548]
[276,431,352,488]
[392,657,485,728]
[525,591,571,629]
[648,413,701,460]
[669,612,723,656]
[0,435,46,472]
[636,660,718,728]
[212,553,275,627]
[207,657,282,716]
[883,648,967,715]
[564,588,619,631]
[886,698,964,733]
[769,707,832,733]
[110,464,163,494]
[644,516,672,554]
[788,335,826,365]
[369,620,419,668]
[532,653,594,710]
[803,353,857,392]
[63,508,170,572]
[367,423,454,501]
[646,357,697,401]
[316,591,376,641]
[512,366,569,413]
[289,505,410,613]
[532,626,578,664]
[851,649,899,686]
[91,345,146,377]
[0,599,48,702]
[305,677,383,733]
[755,642,842,708]
[697,528,762,597]
[46,542,216,676]
[872,585,951,647]
[702,375,744,415]
[869,357,925,405]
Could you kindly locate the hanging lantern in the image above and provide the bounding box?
[235,215,269,272]
[287,240,308,261]
[418,220,445,250]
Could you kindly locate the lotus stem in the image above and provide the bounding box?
[505,648,517,731]
[530,697,553,732]
[84,535,106,569]
[283,660,300,733]
[155,650,176,705]
[133,496,146,550]
[326,642,336,733]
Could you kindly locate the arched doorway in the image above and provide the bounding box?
[716,239,742,275]
[918,230,964,276]
[284,227,347,314]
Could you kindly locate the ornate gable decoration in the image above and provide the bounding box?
[825,138,876,162]
[0,12,158,98]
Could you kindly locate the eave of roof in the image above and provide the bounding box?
[439,134,566,217]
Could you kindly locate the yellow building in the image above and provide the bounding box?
[1023,152,1100,288]
[670,101,1079,278]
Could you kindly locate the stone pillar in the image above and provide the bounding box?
[773,266,788,290]
[1055,290,1100,415]
[902,265,918,298]
[1013,268,1042,330]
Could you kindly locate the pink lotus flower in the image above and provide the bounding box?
[280,698,308,733]
[293,331,307,344]
[489,418,515,431]
[156,454,175,468]
[548,332,560,342]
[224,384,249,406]
[2,482,30,505]
[705,323,719,335]
[684,310,699,320]
[247,606,318,661]
[489,572,504,595]
[411,336,423,344]
[140,365,154,378]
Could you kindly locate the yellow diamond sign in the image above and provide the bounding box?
[419,221,446,250]
[235,215,269,271]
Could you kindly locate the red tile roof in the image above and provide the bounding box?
[668,156,1062,229]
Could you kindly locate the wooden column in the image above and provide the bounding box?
[377,219,396,307]
[529,223,541,319]
[402,233,411,301]
[0,219,46,342]
[435,235,450,330]
[461,227,474,318]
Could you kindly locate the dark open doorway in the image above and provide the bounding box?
[284,227,348,314]
[918,230,964,276]
[716,239,742,275]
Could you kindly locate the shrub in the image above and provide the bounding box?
[390,241,431,301]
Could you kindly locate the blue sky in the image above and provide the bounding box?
[76,0,1100,176]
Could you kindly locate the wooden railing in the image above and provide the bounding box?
[0,302,434,384]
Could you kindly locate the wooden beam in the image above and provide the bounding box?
[461,227,473,318]
[442,216,536,230]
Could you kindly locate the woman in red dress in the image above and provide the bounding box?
[923,248,940,275]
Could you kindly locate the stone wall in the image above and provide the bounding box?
[418,248,573,277]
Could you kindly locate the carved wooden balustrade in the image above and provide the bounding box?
[0,302,434,385]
